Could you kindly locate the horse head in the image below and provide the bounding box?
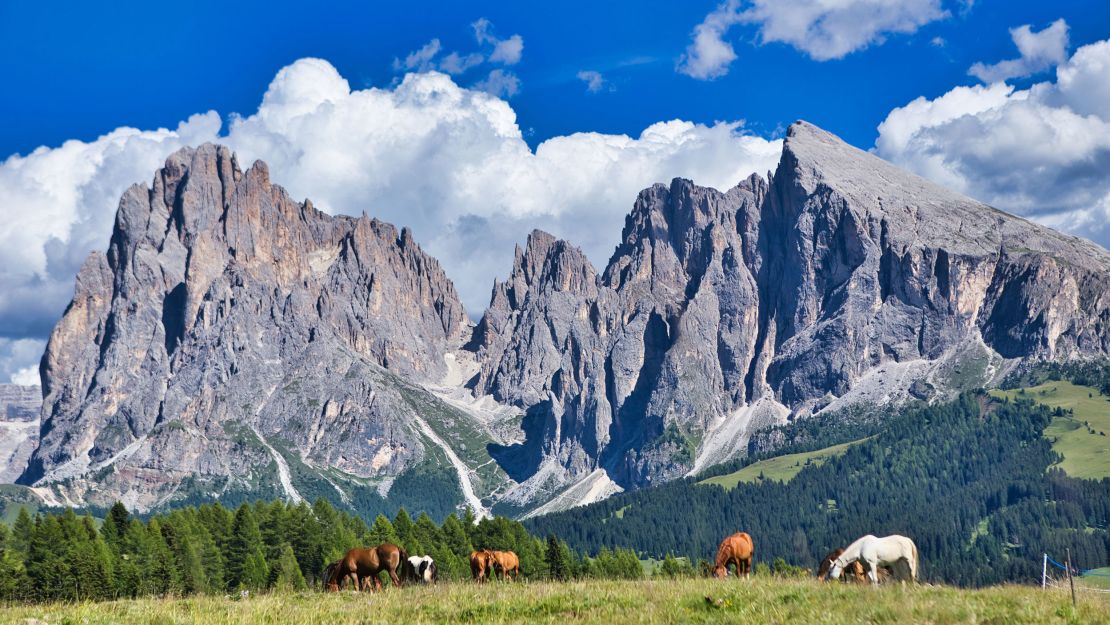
[712,565,728,579]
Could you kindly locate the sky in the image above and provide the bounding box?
[1,0,1109,384]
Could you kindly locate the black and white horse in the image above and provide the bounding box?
[405,555,438,584]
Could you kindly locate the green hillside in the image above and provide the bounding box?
[698,438,867,490]
[990,381,1110,479]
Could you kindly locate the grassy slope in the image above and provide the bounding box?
[697,438,866,490]
[990,381,1110,479]
[1,578,1104,625]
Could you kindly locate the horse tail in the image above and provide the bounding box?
[911,541,919,582]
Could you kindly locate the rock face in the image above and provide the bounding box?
[0,384,41,483]
[20,122,1110,515]
[468,121,1110,500]
[20,144,491,511]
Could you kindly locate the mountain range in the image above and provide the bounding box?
[9,121,1110,517]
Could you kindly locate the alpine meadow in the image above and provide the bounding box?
[2,1,1110,623]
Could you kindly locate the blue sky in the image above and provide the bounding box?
[2,0,1107,155]
[1,0,1109,383]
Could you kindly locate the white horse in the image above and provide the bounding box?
[828,534,918,584]
[406,555,438,583]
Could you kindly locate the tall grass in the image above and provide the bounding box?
[2,577,1105,625]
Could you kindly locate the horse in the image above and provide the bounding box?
[470,549,496,583]
[712,532,754,579]
[489,550,520,581]
[327,544,409,591]
[817,548,866,583]
[406,555,438,584]
[322,560,344,591]
[828,535,918,585]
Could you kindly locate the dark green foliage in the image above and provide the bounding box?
[527,392,1110,587]
[1002,360,1110,396]
[0,493,627,603]
[545,535,571,581]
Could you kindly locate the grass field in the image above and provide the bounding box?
[990,381,1110,479]
[1,578,1105,625]
[698,438,867,490]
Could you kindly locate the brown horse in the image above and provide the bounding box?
[327,544,408,592]
[713,532,754,579]
[470,549,496,583]
[818,547,892,584]
[818,548,865,582]
[489,550,521,581]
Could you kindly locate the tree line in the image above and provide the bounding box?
[527,391,1110,587]
[0,496,651,603]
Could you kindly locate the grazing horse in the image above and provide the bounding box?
[327,544,408,591]
[817,548,866,583]
[828,535,918,585]
[406,555,438,584]
[322,560,345,591]
[712,532,754,579]
[470,549,496,583]
[489,550,521,581]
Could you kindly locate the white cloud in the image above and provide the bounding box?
[393,39,443,72]
[0,338,46,385]
[969,19,1069,83]
[577,70,609,93]
[489,35,524,65]
[0,59,782,378]
[876,37,1110,247]
[740,0,948,61]
[472,18,523,65]
[474,68,521,98]
[393,18,523,86]
[677,0,745,80]
[678,0,949,78]
[440,51,485,75]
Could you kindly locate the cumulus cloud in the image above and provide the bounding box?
[474,68,522,98]
[969,19,1069,83]
[393,18,524,92]
[742,0,947,61]
[576,70,610,93]
[1,338,46,385]
[678,0,949,77]
[876,37,1110,247]
[392,39,443,72]
[0,58,782,378]
[473,18,524,65]
[677,0,745,80]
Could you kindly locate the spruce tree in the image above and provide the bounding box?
[273,543,307,591]
[545,534,569,581]
[11,507,33,555]
[367,514,399,546]
[226,505,269,591]
[441,514,472,559]
[101,502,130,550]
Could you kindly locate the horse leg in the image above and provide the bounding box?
[389,565,402,588]
[866,560,879,586]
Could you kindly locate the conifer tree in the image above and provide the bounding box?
[273,543,307,591]
[441,514,472,559]
[367,514,399,546]
[545,534,569,581]
[226,504,268,591]
[11,507,33,555]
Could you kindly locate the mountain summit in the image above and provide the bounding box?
[15,122,1110,515]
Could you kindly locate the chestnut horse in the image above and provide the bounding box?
[712,532,754,579]
[817,548,865,582]
[327,544,408,591]
[818,548,893,583]
[489,550,520,581]
[470,549,496,583]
